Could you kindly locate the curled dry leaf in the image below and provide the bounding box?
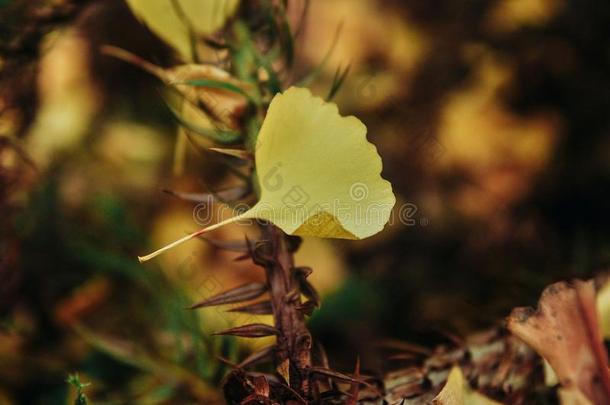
[101,46,250,133]
[432,366,502,405]
[101,46,251,173]
[167,63,251,131]
[139,87,396,262]
[507,280,610,404]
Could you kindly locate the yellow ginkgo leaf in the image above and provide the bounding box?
[432,367,502,405]
[125,0,239,59]
[139,87,395,262]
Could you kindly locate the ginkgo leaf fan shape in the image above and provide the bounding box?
[125,0,239,60]
[139,87,395,262]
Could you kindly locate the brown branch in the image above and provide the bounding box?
[261,223,312,398]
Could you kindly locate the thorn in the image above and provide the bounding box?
[228,300,273,315]
[296,300,316,316]
[189,282,267,309]
[310,367,368,385]
[294,266,313,278]
[213,323,280,338]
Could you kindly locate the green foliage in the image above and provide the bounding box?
[66,374,90,405]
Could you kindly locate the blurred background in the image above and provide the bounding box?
[1,0,610,403]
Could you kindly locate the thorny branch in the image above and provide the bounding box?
[261,223,312,395]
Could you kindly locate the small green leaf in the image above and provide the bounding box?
[66,373,90,405]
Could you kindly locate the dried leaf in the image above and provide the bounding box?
[168,64,251,131]
[54,277,111,326]
[189,282,267,309]
[101,46,249,133]
[507,280,610,404]
[251,375,270,397]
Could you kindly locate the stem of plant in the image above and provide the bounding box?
[262,223,312,397]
